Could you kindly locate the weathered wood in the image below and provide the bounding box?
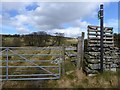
[81,32,85,70]
[77,32,84,70]
[88,25,113,30]
[84,24,119,75]
[88,29,113,33]
[77,36,81,69]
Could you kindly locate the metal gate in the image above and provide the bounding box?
[0,47,63,80]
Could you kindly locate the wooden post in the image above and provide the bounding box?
[77,32,84,70]
[0,35,2,89]
[100,4,104,73]
[62,44,65,75]
[81,32,85,69]
[77,36,81,70]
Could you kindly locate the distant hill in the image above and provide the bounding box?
[1,31,77,47]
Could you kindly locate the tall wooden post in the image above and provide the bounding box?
[77,32,84,70]
[100,4,104,73]
[81,32,84,69]
[77,36,81,70]
[0,34,2,87]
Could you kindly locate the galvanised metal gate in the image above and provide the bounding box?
[0,47,63,80]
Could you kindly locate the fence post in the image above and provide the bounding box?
[62,44,65,75]
[81,32,84,70]
[6,48,9,80]
[77,32,84,70]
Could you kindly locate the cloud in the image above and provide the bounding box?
[47,20,90,38]
[105,19,118,33]
[47,27,81,38]
[105,19,118,28]
[30,2,99,29]
[17,27,30,34]
[2,2,33,13]
[0,15,2,33]
[2,2,115,37]
[10,15,30,34]
[1,0,119,2]
[11,15,28,24]
[0,15,2,22]
[8,2,99,30]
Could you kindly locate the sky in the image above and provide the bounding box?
[0,1,119,38]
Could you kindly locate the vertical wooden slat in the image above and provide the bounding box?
[81,32,85,70]
[77,36,81,69]
[62,45,65,75]
[100,4,104,73]
[77,32,84,70]
[0,35,2,81]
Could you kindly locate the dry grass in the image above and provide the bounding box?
[2,81,44,88]
[45,70,119,88]
[1,48,119,88]
[1,48,61,88]
[65,38,78,45]
[1,65,119,88]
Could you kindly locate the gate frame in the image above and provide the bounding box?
[0,47,63,80]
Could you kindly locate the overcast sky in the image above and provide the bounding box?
[0,0,119,38]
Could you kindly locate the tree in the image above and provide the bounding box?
[13,38,21,47]
[54,32,65,46]
[23,31,50,46]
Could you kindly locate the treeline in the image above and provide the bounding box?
[2,31,65,47]
[1,32,120,48]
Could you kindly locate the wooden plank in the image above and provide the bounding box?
[77,32,84,70]
[88,25,113,30]
[88,29,113,33]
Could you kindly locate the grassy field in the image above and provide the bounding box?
[2,70,119,88]
[44,70,119,88]
[1,48,119,88]
[1,38,119,88]
[1,47,62,84]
